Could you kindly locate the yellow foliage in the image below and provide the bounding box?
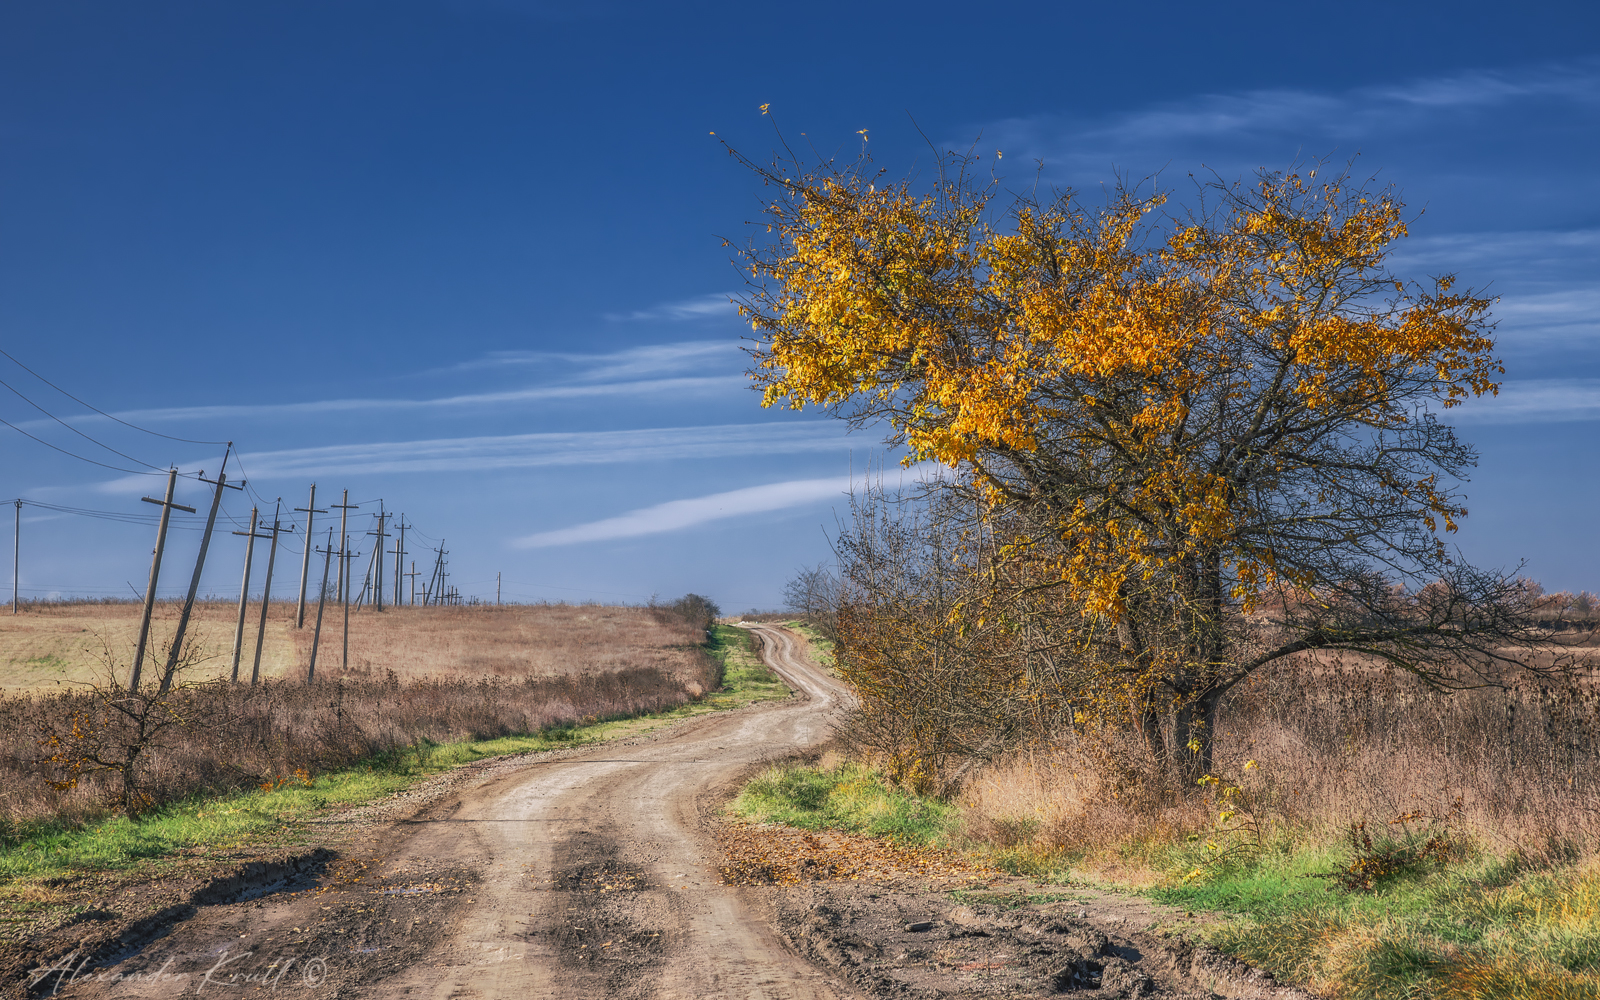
[739,153,1498,626]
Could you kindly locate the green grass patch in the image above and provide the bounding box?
[782,621,836,673]
[0,627,792,886]
[729,761,958,846]
[705,624,788,705]
[727,759,1076,879]
[1147,837,1600,999]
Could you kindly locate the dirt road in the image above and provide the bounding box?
[50,624,861,1000]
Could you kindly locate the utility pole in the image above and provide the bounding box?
[354,543,378,609]
[331,492,358,606]
[129,468,195,693]
[230,508,266,683]
[425,542,447,606]
[405,561,420,606]
[249,501,295,686]
[390,516,410,606]
[437,544,448,604]
[368,503,389,611]
[159,450,242,694]
[307,527,334,683]
[293,484,326,628]
[341,532,362,672]
[12,499,20,615]
[497,571,501,606]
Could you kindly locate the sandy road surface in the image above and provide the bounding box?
[54,625,859,1000]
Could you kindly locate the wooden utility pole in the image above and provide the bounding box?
[307,527,334,683]
[405,561,420,606]
[11,499,19,615]
[354,542,378,609]
[294,484,326,628]
[390,516,410,606]
[249,501,295,686]
[341,532,362,672]
[368,503,389,611]
[129,469,195,693]
[424,542,447,606]
[159,451,242,694]
[230,508,266,682]
[331,492,358,606]
[497,571,501,606]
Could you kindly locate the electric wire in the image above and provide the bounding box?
[0,377,172,472]
[0,413,166,476]
[0,347,230,445]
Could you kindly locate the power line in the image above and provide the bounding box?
[0,413,166,475]
[0,347,229,445]
[0,377,169,472]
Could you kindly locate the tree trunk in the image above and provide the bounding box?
[1175,688,1224,783]
[1117,612,1168,770]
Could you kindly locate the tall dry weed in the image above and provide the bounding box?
[956,655,1600,863]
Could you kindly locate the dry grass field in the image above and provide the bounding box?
[0,601,709,691]
[0,600,723,826]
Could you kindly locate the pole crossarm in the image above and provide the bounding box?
[140,496,197,515]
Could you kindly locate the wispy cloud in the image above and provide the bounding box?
[51,375,747,429]
[1387,228,1600,274]
[604,293,739,323]
[977,60,1600,179]
[447,340,743,381]
[1447,379,1600,424]
[11,340,753,433]
[512,476,849,548]
[513,465,942,548]
[1492,290,1600,342]
[115,422,855,487]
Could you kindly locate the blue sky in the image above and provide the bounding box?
[1,1,1597,610]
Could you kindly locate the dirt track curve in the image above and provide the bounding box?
[52,624,862,1000]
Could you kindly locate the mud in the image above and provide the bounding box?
[541,830,675,999]
[772,884,1313,999]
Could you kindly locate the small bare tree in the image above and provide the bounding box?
[36,629,215,815]
[782,563,840,640]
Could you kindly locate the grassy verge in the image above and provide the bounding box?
[781,621,836,673]
[0,625,790,889]
[724,759,1600,998]
[706,623,789,704]
[729,760,1077,880]
[1146,840,1600,999]
[730,760,959,845]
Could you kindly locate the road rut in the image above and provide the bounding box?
[53,624,859,1000]
[371,623,858,999]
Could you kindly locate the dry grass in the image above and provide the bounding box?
[0,601,712,692]
[954,655,1600,867]
[0,601,300,691]
[717,822,1003,886]
[0,601,720,828]
[289,603,714,689]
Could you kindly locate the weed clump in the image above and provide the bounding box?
[1306,820,1456,893]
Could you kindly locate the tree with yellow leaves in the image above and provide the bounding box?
[736,137,1550,782]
